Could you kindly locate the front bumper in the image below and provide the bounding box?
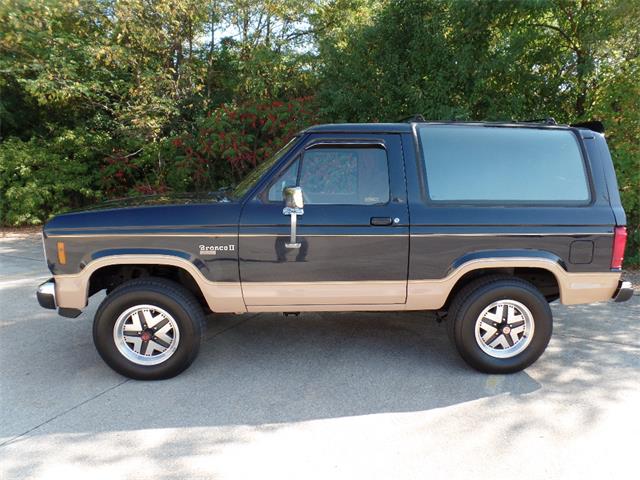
[613,281,634,303]
[37,278,56,309]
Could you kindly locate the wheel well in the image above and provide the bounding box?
[88,264,209,312]
[443,267,560,310]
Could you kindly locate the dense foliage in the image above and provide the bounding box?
[1,0,638,263]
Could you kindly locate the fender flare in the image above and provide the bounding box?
[408,250,619,308]
[54,253,246,313]
[448,249,566,275]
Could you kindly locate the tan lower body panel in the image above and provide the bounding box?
[557,272,621,304]
[245,260,621,311]
[246,302,412,313]
[406,259,621,310]
[242,281,406,306]
[53,255,621,313]
[53,255,246,313]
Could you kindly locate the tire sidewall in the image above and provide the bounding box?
[94,287,200,380]
[455,283,552,373]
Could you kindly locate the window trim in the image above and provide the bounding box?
[415,124,595,207]
[304,140,387,150]
[259,141,392,206]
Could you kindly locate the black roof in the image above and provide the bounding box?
[303,121,582,135]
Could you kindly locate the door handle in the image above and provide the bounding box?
[370,217,394,226]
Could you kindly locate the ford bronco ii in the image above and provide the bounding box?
[37,121,634,379]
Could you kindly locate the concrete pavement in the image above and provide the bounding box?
[1,232,638,479]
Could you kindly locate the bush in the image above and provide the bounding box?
[0,129,105,225]
[593,58,640,266]
[166,97,317,192]
[611,147,640,266]
[0,100,318,227]
[98,142,171,198]
[92,98,318,198]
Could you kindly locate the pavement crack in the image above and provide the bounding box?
[0,378,130,448]
[0,315,258,448]
[205,313,260,340]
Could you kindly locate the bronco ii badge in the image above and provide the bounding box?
[199,244,235,255]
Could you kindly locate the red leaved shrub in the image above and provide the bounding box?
[167,97,317,192]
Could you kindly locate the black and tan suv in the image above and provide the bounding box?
[37,120,633,379]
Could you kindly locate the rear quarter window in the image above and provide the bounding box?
[417,125,590,203]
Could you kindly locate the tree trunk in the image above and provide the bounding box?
[575,49,587,117]
[207,1,217,99]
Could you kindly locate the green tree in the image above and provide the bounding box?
[0,0,637,263]
[315,0,640,260]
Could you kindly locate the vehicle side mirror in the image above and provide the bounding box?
[283,186,304,210]
[282,187,303,249]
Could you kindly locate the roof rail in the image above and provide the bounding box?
[520,117,557,125]
[397,114,426,123]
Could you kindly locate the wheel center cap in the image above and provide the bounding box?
[502,326,511,335]
[141,331,152,342]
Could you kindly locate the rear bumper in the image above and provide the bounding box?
[37,278,57,309]
[613,281,634,303]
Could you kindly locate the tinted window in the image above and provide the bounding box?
[267,158,299,201]
[418,126,590,202]
[299,147,389,205]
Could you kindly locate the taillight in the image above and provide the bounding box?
[611,226,627,269]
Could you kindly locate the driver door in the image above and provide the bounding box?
[238,133,409,307]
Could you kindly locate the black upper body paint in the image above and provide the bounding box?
[43,122,625,282]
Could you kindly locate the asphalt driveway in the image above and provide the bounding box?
[1,232,639,480]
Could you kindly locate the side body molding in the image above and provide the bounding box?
[54,254,246,313]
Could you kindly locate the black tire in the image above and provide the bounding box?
[448,276,552,374]
[446,274,514,343]
[93,277,206,380]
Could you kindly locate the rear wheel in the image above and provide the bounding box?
[93,277,205,380]
[448,276,552,373]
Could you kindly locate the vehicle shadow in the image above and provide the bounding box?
[4,306,542,434]
[188,311,542,424]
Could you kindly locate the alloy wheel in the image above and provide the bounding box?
[474,299,535,359]
[113,304,180,366]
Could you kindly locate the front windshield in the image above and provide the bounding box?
[230,137,299,199]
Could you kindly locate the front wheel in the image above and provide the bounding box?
[448,277,552,374]
[93,277,205,380]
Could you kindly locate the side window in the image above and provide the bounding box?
[267,158,299,201]
[299,147,389,205]
[418,125,590,203]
